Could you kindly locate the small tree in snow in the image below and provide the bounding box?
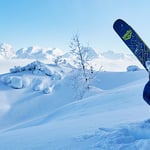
[70,34,95,99]
[70,35,88,83]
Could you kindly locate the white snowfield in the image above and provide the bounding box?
[0,45,150,150]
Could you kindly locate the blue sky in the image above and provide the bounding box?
[0,0,150,53]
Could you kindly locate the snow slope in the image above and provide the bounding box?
[0,59,150,149]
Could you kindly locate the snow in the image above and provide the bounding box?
[127,65,141,72]
[0,45,150,149]
[0,42,143,73]
[0,43,15,59]
[101,50,125,59]
[10,77,23,89]
[16,46,65,60]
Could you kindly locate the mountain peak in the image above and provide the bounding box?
[0,43,15,59]
[16,46,65,59]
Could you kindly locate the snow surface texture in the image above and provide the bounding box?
[0,44,150,149]
[0,61,150,149]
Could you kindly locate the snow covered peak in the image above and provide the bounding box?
[16,46,65,60]
[16,46,44,59]
[81,47,99,60]
[0,43,15,59]
[51,48,65,56]
[0,43,142,72]
[100,50,125,59]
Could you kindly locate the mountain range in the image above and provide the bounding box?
[0,42,134,60]
[0,43,143,73]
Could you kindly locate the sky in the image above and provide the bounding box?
[0,0,150,53]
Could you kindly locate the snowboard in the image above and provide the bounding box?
[113,19,150,71]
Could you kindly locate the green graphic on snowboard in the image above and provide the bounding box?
[122,30,132,40]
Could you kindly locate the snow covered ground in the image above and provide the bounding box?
[0,46,150,149]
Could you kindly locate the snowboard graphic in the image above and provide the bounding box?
[113,19,150,71]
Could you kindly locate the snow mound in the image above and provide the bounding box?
[2,61,65,91]
[10,61,53,76]
[127,65,141,72]
[10,77,23,89]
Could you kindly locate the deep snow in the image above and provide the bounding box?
[0,58,150,150]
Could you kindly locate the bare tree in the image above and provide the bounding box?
[70,34,103,100]
[70,34,90,88]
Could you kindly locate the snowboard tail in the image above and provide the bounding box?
[113,19,150,71]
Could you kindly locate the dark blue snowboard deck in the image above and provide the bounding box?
[113,19,150,71]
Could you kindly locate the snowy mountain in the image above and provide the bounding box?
[15,45,99,61]
[80,46,99,59]
[0,43,143,73]
[16,46,65,60]
[0,43,15,59]
[101,50,131,60]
